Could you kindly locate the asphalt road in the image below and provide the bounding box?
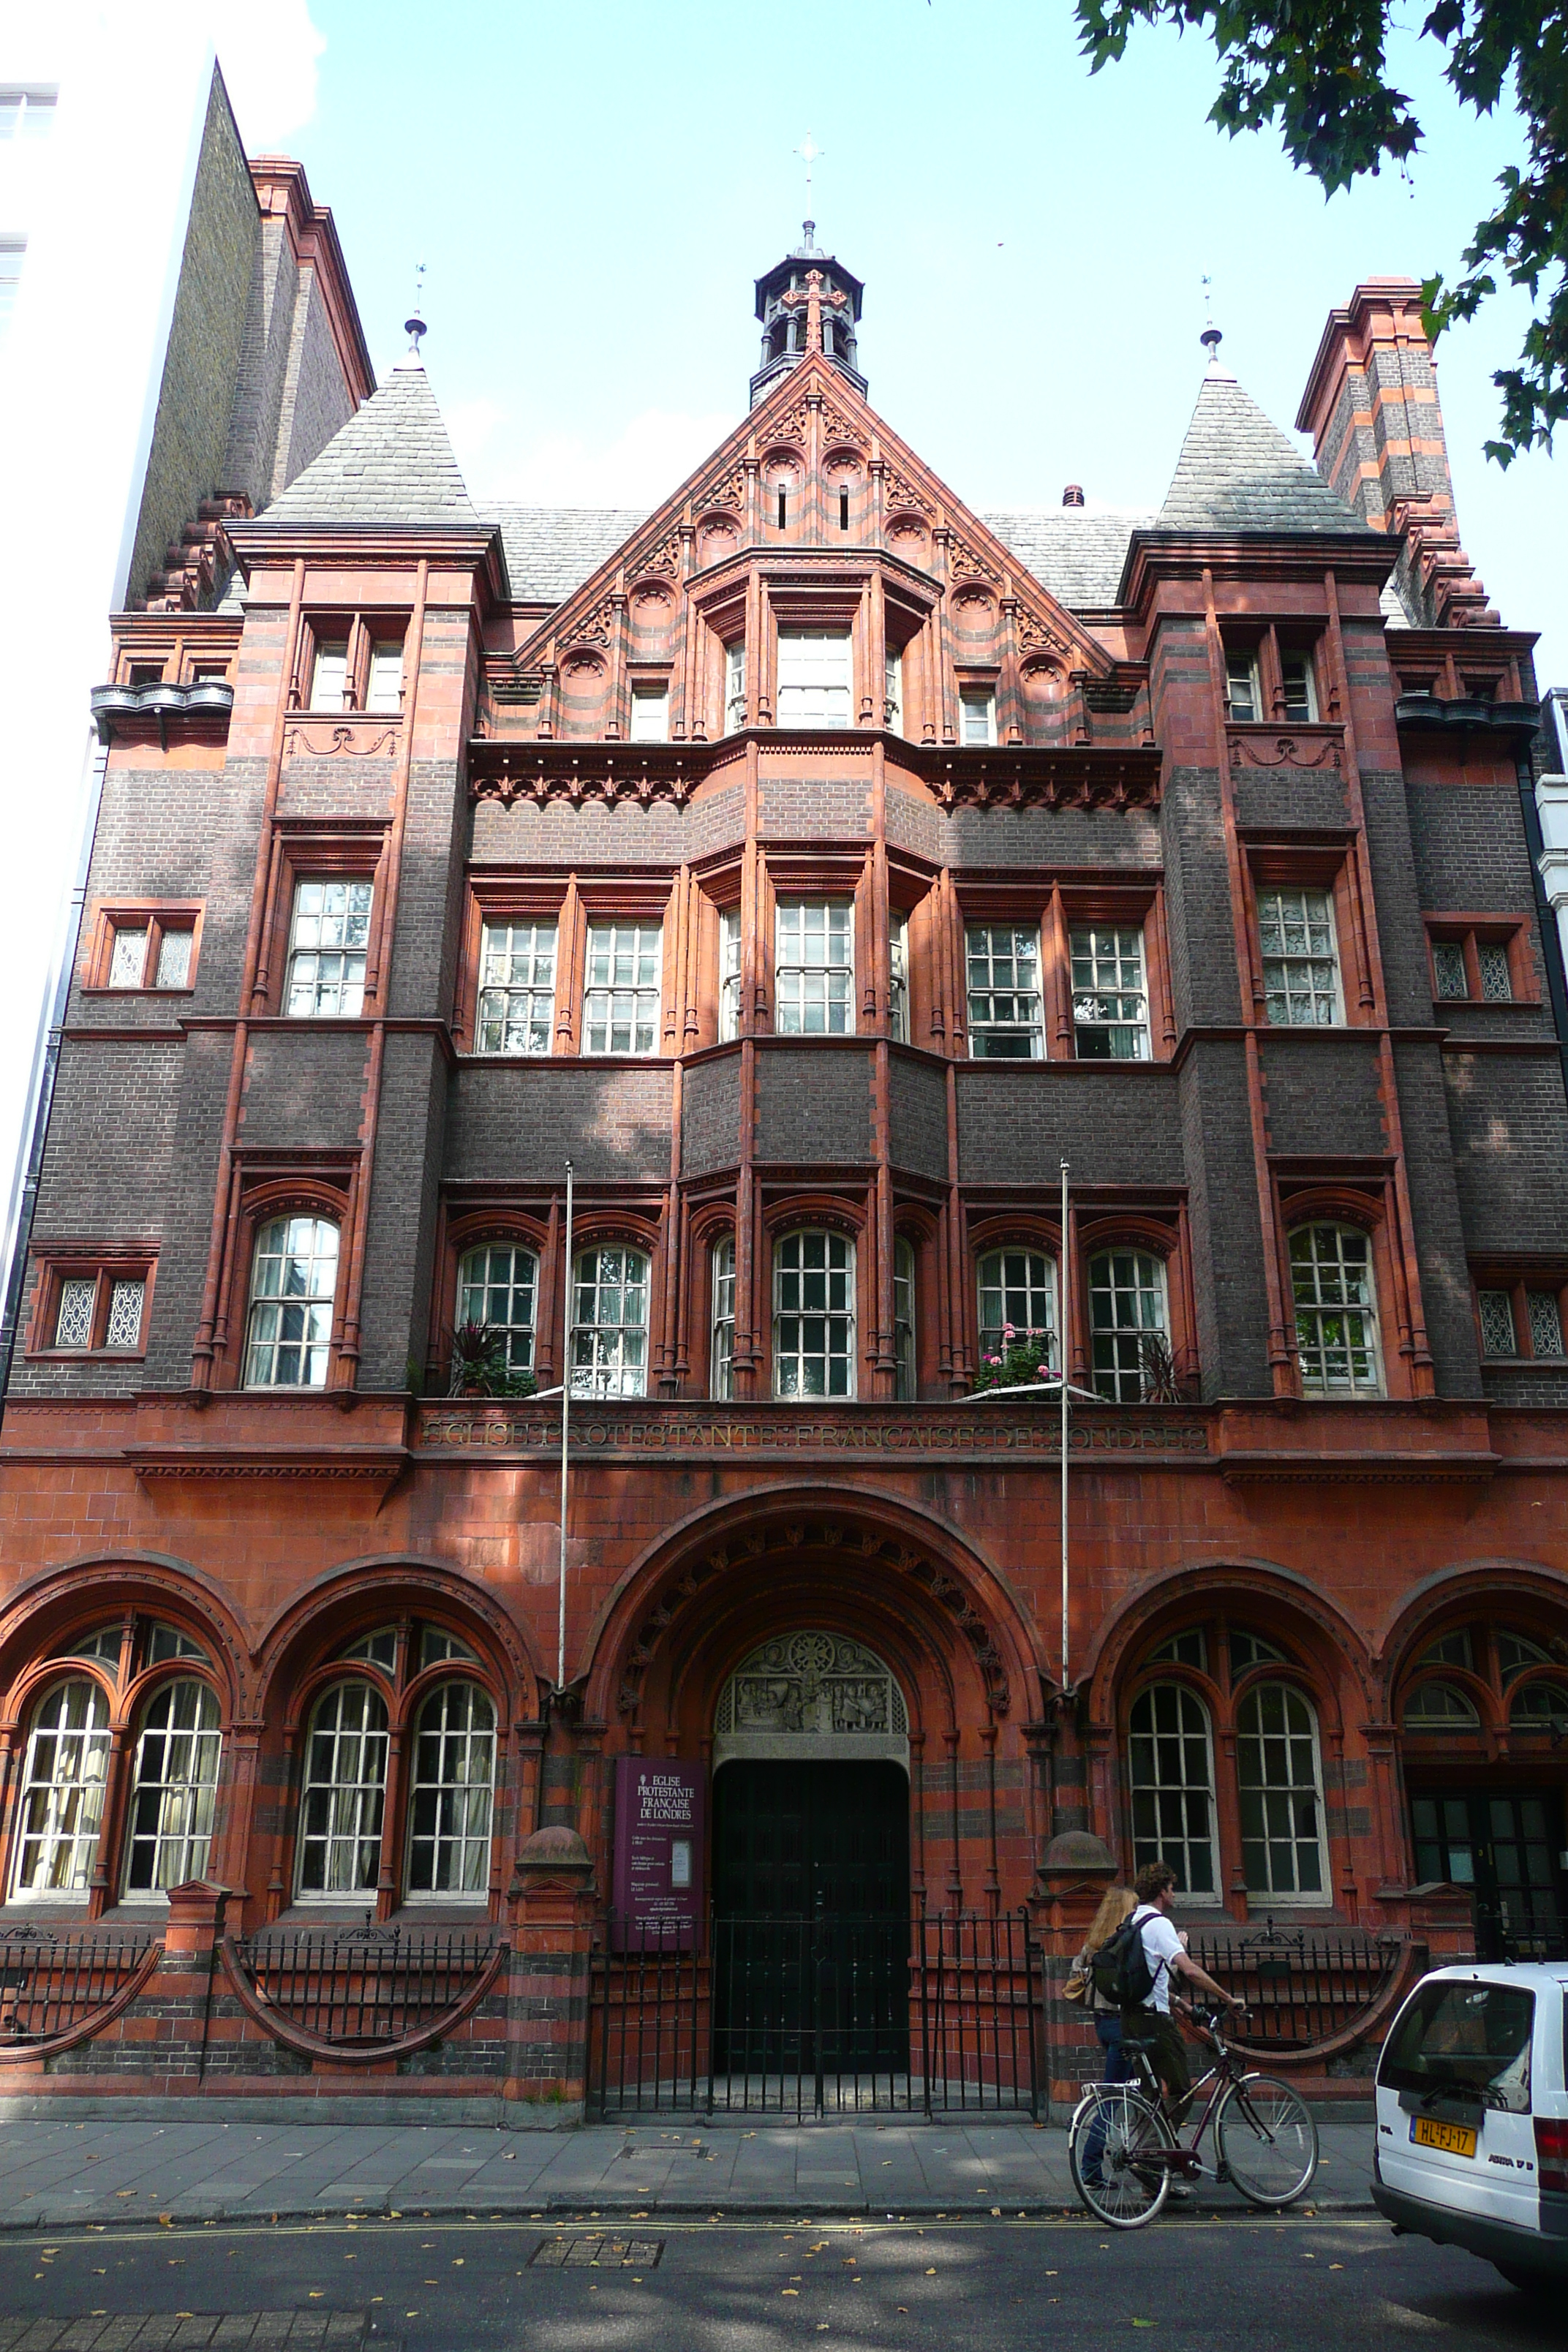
[0,2211,1556,2352]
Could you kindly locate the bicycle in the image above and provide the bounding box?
[1068,2003,1319,2228]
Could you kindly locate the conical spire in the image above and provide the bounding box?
[263,361,478,528]
[1158,371,1371,535]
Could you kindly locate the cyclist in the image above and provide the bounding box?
[1122,1860,1243,2127]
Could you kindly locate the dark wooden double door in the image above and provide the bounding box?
[712,1760,910,2075]
[1411,1787,1567,1959]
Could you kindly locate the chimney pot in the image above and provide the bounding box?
[1062,483,1085,508]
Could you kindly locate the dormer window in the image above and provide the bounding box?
[777,630,851,728]
[960,687,995,746]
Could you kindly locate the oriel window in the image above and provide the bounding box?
[571,1246,650,1397]
[711,1236,736,1398]
[966,926,1044,1058]
[776,630,851,727]
[583,924,661,1055]
[286,880,373,1017]
[457,1244,538,1373]
[774,901,853,1035]
[719,908,742,1042]
[774,1230,856,1398]
[476,919,556,1055]
[1071,927,1150,1060]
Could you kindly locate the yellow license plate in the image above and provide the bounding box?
[1411,2117,1477,2157]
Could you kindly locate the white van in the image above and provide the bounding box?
[1373,1961,1568,2291]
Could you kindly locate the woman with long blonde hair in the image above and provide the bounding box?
[1076,1883,1137,2084]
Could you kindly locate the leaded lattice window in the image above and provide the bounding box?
[966,926,1043,1058]
[774,1230,856,1398]
[1479,1289,1518,1355]
[54,1278,95,1349]
[244,1215,339,1390]
[1236,1683,1325,1896]
[1128,1682,1217,1896]
[1071,927,1150,1060]
[1258,888,1341,1027]
[297,1681,388,1896]
[1289,1224,1382,1395]
[406,1681,495,1898]
[11,1679,112,1896]
[1478,941,1514,1001]
[286,880,373,1018]
[477,920,556,1056]
[1088,1248,1168,1401]
[571,1247,649,1398]
[583,923,660,1055]
[1433,940,1468,1000]
[105,1278,145,1350]
[124,1679,222,1893]
[1528,1290,1564,1357]
[774,902,853,1035]
[458,1243,537,1373]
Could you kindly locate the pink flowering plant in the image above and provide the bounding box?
[970,1322,1058,1394]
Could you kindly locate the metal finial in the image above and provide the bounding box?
[404,261,427,359]
[1200,273,1222,366]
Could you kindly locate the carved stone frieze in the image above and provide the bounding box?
[281,720,401,758]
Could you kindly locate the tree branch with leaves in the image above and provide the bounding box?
[1075,0,1567,463]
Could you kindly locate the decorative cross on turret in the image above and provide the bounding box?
[780,265,848,356]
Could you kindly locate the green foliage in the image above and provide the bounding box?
[1076,0,1568,461]
[448,1321,539,1400]
[970,1324,1058,1392]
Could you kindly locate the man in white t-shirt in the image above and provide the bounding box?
[1120,1859,1242,2123]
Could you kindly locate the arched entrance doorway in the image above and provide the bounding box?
[710,1635,910,2076]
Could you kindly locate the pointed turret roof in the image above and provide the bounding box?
[263,358,479,528]
[1158,371,1372,535]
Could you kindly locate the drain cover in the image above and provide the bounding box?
[530,2235,663,2268]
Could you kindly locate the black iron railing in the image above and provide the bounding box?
[1188,1921,1403,2049]
[232,1929,499,2048]
[0,1929,157,2044]
[1475,1896,1566,1966]
[589,1906,1041,2119]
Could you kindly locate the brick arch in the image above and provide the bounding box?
[253,1552,543,1719]
[1376,1558,1568,1708]
[1080,1556,1374,1735]
[0,1553,249,1723]
[580,1481,1044,1729]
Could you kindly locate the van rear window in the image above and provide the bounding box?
[1379,1979,1534,2114]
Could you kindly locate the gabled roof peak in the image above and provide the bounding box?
[1158,369,1373,537]
[262,361,479,529]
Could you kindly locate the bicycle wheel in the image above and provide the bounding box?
[1068,2084,1175,2229]
[1215,2073,1319,2207]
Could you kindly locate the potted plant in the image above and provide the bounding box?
[448,1322,539,1400]
[970,1324,1058,1394]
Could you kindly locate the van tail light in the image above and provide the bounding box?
[1535,2117,1568,2193]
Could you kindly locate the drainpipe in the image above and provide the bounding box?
[1520,686,1568,1111]
[0,728,109,1411]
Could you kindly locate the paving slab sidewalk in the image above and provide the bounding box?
[0,2119,1376,2227]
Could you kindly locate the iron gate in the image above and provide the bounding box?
[589,1906,1041,2118]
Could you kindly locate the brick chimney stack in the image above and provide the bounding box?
[1297,277,1498,627]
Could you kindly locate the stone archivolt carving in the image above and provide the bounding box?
[717,1631,907,1738]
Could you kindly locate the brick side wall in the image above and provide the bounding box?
[124,72,258,603]
[239,1030,369,1151]
[1442,1050,1568,1251]
[1394,1040,1484,1397]
[1178,1041,1273,1397]
[360,1034,448,1390]
[1260,1033,1387,1157]
[272,266,356,495]
[682,1055,741,1177]
[470,782,746,868]
[1408,783,1542,913]
[888,1055,949,1181]
[1158,769,1245,1029]
[221,214,299,509]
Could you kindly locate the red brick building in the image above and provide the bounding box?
[0,224,1564,2120]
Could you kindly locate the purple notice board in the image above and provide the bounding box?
[611,1758,705,1949]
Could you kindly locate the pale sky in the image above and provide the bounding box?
[272,0,1564,686]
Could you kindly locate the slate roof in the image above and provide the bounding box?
[263,361,480,528]
[1157,371,1371,535]
[490,507,652,603]
[983,510,1153,608]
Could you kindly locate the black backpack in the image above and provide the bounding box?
[1090,1911,1158,2009]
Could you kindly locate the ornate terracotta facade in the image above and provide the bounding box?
[0,235,1564,2118]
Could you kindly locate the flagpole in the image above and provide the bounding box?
[557,1159,574,1693]
[1062,1157,1071,1693]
